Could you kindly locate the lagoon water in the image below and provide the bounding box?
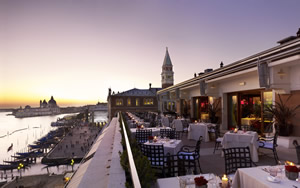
[0,111,107,164]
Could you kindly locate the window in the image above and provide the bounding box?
[144,98,154,105]
[116,98,123,106]
[127,98,131,106]
[136,98,140,106]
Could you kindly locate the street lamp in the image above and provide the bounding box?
[18,163,24,178]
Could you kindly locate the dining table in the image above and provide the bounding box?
[221,130,259,162]
[156,174,221,188]
[144,139,183,155]
[188,123,213,142]
[232,165,300,188]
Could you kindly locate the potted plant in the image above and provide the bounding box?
[208,100,221,124]
[265,94,300,136]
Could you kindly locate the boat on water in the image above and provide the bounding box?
[3,159,29,166]
[0,164,18,171]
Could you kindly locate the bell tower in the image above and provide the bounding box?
[161,47,174,89]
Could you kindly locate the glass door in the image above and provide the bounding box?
[228,94,238,129]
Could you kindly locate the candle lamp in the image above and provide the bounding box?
[153,136,157,142]
[141,125,144,129]
[285,161,299,180]
[195,120,198,123]
[222,174,228,188]
[234,128,238,133]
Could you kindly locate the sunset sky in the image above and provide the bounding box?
[1,0,300,108]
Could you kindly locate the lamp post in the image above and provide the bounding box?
[70,159,74,172]
[18,163,24,178]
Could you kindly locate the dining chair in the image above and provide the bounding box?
[140,144,165,177]
[212,124,223,154]
[165,153,199,177]
[135,129,152,144]
[293,140,300,164]
[177,136,203,173]
[258,132,279,164]
[223,146,253,175]
[160,128,177,139]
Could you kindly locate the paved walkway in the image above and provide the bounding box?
[47,125,101,159]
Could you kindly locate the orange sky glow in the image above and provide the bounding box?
[1,0,299,108]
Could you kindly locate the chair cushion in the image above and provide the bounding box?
[216,137,223,142]
[178,152,199,160]
[259,141,274,149]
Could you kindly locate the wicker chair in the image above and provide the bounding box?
[177,136,203,173]
[140,144,165,177]
[165,153,200,177]
[211,124,223,154]
[160,128,178,139]
[135,129,152,144]
[223,146,253,175]
[258,132,279,164]
[293,140,300,164]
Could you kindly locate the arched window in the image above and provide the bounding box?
[116,98,123,106]
[143,98,154,105]
[136,98,139,106]
[127,98,131,106]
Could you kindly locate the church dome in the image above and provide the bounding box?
[48,96,57,107]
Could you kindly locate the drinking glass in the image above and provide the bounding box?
[178,177,187,188]
[269,166,278,177]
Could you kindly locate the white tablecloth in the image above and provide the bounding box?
[232,166,299,188]
[171,119,183,132]
[156,174,221,188]
[144,139,183,155]
[222,131,259,162]
[188,123,211,142]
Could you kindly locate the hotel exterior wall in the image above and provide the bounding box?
[290,63,300,91]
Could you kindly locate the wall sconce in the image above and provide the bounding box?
[277,69,285,79]
[239,82,246,86]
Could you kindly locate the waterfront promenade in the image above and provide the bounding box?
[0,122,104,187]
[46,125,102,160]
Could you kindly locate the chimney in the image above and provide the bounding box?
[149,83,152,89]
[220,61,224,68]
[297,28,300,37]
[108,88,111,96]
[194,73,197,78]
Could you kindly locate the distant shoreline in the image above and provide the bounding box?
[0,109,14,112]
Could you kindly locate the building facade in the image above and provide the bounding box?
[157,29,300,136]
[14,96,60,118]
[107,84,161,120]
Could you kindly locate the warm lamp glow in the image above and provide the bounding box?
[234,128,238,133]
[222,174,228,188]
[286,161,295,166]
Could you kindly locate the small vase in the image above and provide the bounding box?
[195,185,207,188]
[285,171,299,180]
